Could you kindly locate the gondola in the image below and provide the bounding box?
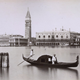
[22,54,79,68]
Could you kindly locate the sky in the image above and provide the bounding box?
[0,0,80,37]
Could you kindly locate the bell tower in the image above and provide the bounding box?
[25,9,31,43]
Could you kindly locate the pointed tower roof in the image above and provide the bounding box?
[26,8,31,18]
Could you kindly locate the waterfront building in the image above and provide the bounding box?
[9,35,28,46]
[25,9,31,44]
[0,34,10,46]
[36,28,80,46]
[0,34,28,46]
[36,28,71,46]
[70,32,80,46]
[9,38,28,46]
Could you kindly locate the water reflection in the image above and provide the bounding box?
[70,46,80,48]
[0,68,9,80]
[23,64,79,80]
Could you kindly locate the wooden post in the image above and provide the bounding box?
[0,53,2,67]
[2,53,9,68]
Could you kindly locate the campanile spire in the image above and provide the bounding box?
[26,8,31,18]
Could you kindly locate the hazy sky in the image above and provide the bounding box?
[0,0,80,37]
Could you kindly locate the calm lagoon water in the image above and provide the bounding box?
[0,46,80,80]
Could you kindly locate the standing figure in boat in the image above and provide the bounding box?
[52,54,57,64]
[30,49,33,56]
[28,49,34,59]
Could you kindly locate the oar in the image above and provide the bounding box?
[17,61,25,66]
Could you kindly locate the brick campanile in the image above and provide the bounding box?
[25,9,31,43]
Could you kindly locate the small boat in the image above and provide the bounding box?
[22,54,79,68]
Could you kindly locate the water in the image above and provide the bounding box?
[0,46,80,80]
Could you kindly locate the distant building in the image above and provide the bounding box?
[9,35,28,46]
[70,32,80,46]
[0,34,28,46]
[0,34,10,46]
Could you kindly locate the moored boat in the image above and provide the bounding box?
[22,54,79,68]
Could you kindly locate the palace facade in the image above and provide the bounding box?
[35,28,80,46]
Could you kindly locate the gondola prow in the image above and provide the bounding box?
[76,56,79,64]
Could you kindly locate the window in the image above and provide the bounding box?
[43,35,45,38]
[48,35,50,38]
[66,36,68,38]
[39,36,40,38]
[61,36,63,38]
[56,35,58,38]
[78,39,79,41]
[52,35,54,38]
[76,38,77,41]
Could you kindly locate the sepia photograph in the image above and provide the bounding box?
[0,0,80,80]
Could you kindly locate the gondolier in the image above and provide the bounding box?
[30,49,33,56]
[28,49,34,59]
